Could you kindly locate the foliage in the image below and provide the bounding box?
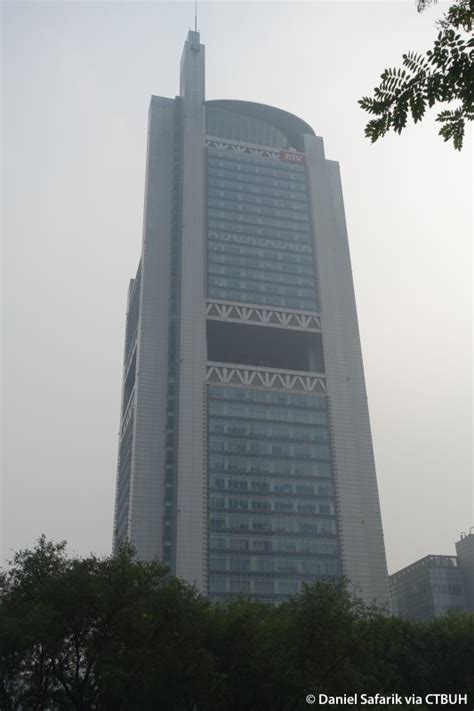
[417,0,437,13]
[0,536,214,710]
[359,0,474,149]
[1,537,473,710]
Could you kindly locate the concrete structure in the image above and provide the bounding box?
[113,30,389,607]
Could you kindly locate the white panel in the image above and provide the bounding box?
[127,96,175,561]
[304,134,389,607]
[175,33,208,592]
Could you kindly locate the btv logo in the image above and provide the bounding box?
[279,150,306,164]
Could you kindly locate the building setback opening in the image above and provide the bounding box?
[206,320,325,373]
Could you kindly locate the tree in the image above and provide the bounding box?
[359,0,474,149]
[2,537,473,709]
[0,536,218,710]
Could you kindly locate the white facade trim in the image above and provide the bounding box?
[205,300,321,331]
[209,230,312,255]
[206,137,281,159]
[206,362,327,394]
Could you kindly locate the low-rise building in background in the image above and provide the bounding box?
[455,530,474,613]
[389,531,474,621]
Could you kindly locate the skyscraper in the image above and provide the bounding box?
[113,30,388,607]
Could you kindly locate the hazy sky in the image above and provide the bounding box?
[2,1,472,574]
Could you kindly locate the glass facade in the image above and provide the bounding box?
[207,106,288,149]
[389,555,468,621]
[205,110,340,602]
[207,147,319,311]
[207,385,341,602]
[429,567,467,615]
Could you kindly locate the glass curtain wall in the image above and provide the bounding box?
[207,386,340,602]
[206,109,341,602]
[207,147,318,311]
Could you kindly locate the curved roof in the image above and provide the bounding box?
[205,100,315,150]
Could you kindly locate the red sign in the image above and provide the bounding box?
[279,150,306,165]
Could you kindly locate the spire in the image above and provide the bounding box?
[186,3,200,55]
[180,22,205,101]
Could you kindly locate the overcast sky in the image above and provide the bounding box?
[2,1,472,574]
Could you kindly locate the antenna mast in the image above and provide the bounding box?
[195,0,198,32]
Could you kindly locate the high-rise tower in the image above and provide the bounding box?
[113,31,389,607]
